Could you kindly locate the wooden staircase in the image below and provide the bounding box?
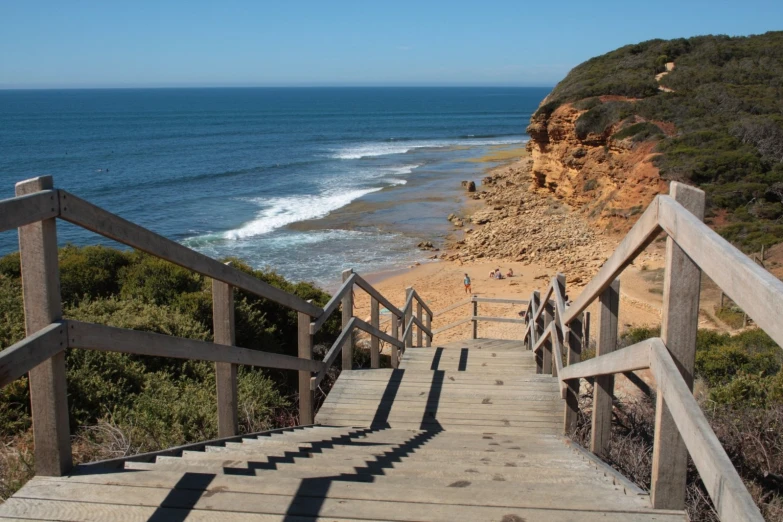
[0,340,685,521]
[1,177,776,520]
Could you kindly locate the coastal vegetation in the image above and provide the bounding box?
[533,31,783,252]
[0,245,341,501]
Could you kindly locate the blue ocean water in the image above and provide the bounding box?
[0,87,547,287]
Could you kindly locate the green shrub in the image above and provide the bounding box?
[574,101,635,140]
[59,245,131,305]
[119,252,204,305]
[612,122,664,142]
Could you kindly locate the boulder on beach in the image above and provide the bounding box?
[466,181,476,192]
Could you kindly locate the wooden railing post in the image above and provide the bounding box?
[590,279,620,456]
[212,277,238,437]
[391,313,400,369]
[416,300,423,347]
[341,269,354,371]
[532,291,542,372]
[404,287,413,348]
[542,300,553,375]
[425,312,432,347]
[16,176,72,476]
[651,182,706,510]
[472,296,478,339]
[370,297,380,369]
[563,311,583,433]
[298,302,314,425]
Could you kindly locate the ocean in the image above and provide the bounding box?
[0,87,547,288]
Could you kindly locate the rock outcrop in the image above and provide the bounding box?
[525,102,668,234]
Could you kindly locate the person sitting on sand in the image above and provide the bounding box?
[489,270,495,279]
[463,273,472,294]
[494,269,503,280]
[506,268,514,277]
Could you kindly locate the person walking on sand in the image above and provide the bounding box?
[463,273,472,294]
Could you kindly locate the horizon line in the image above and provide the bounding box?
[0,84,555,91]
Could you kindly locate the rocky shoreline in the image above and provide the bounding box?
[439,153,617,286]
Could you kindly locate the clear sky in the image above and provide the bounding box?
[1,0,781,89]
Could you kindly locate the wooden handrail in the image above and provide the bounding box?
[311,318,356,390]
[432,297,472,317]
[558,339,654,381]
[57,190,322,317]
[562,198,660,325]
[401,315,416,345]
[353,274,404,319]
[0,322,66,388]
[0,190,60,233]
[658,195,783,348]
[432,316,473,335]
[353,317,404,349]
[67,320,323,373]
[531,284,554,324]
[473,297,529,305]
[472,315,525,324]
[650,342,764,522]
[410,289,433,317]
[309,273,357,335]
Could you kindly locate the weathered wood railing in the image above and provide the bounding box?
[523,181,776,521]
[0,176,428,476]
[309,275,433,393]
[432,295,527,338]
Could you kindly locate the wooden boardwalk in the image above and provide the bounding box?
[0,339,685,521]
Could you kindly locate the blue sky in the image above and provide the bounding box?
[1,0,781,88]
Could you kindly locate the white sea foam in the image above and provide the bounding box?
[331,137,526,159]
[386,179,408,185]
[223,188,382,240]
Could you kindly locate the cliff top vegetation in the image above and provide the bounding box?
[531,31,783,251]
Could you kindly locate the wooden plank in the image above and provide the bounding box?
[563,197,660,325]
[341,269,354,371]
[0,189,59,233]
[67,320,323,373]
[16,176,72,477]
[57,190,322,317]
[298,306,314,425]
[353,274,403,318]
[473,297,529,305]
[310,273,356,334]
[652,182,705,510]
[370,297,380,368]
[472,316,525,324]
[213,278,238,438]
[4,481,686,522]
[591,279,619,457]
[532,284,554,324]
[532,291,543,372]
[353,318,403,348]
[651,343,764,522]
[558,339,654,381]
[0,323,66,388]
[658,195,783,349]
[432,297,472,317]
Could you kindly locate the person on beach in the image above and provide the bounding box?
[506,268,514,277]
[463,274,472,294]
